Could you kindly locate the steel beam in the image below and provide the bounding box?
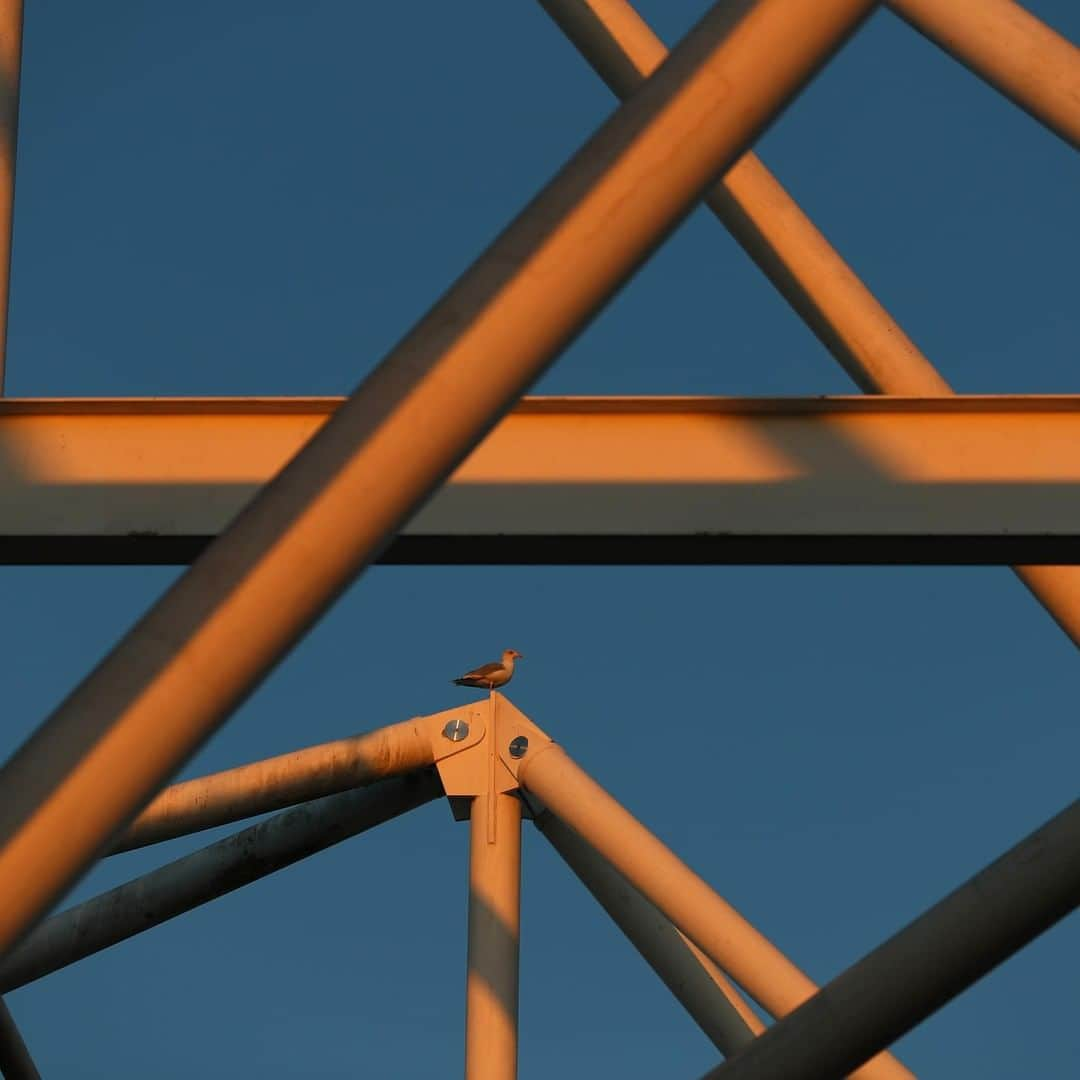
[2,396,1080,564]
[0,0,22,392]
[537,0,1080,650]
[0,1000,38,1080]
[535,807,762,1056]
[889,0,1080,150]
[538,0,950,396]
[111,714,443,853]
[698,798,1080,1080]
[466,792,522,1080]
[516,744,913,1080]
[0,0,877,956]
[0,771,441,993]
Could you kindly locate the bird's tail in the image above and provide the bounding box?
[452,678,470,686]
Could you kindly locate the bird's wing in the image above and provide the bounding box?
[460,661,503,680]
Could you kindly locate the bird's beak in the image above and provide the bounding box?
[515,652,524,659]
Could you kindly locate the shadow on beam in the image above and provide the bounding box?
[5,534,1080,567]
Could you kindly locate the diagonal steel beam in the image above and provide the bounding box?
[0,771,442,993]
[0,0,878,958]
[0,1000,38,1080]
[0,0,22,393]
[697,798,1080,1080]
[111,721,435,853]
[543,0,1080,652]
[538,0,950,396]
[110,704,480,854]
[889,0,1080,151]
[534,806,762,1057]
[516,743,913,1080]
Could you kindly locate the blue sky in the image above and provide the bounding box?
[2,2,1079,1076]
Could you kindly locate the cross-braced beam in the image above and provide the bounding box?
[541,0,1080,653]
[538,0,950,395]
[535,807,762,1057]
[516,743,914,1080]
[0,0,878,958]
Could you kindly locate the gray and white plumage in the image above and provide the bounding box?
[453,649,523,690]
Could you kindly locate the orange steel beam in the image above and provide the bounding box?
[111,715,441,853]
[517,744,913,1080]
[538,0,950,395]
[465,793,522,1080]
[535,807,763,1056]
[2,396,1080,564]
[0,0,21,393]
[541,0,1080,648]
[0,0,877,959]
[889,0,1080,151]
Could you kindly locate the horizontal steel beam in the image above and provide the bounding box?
[4,396,1080,564]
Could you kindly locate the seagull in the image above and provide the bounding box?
[453,649,523,691]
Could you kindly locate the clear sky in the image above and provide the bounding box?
[2,2,1079,1077]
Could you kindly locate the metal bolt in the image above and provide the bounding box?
[508,735,529,759]
[442,718,470,742]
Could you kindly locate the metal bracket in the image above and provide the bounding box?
[429,694,554,820]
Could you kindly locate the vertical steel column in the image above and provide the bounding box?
[0,1000,38,1080]
[518,744,913,1080]
[535,808,762,1056]
[0,0,877,958]
[889,0,1080,150]
[0,0,20,392]
[466,792,522,1080]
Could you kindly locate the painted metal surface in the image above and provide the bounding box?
[517,743,914,1080]
[0,771,442,993]
[889,0,1080,150]
[535,808,762,1055]
[466,792,522,1080]
[0,0,877,957]
[539,0,950,396]
[1,396,1080,563]
[538,0,1080,650]
[699,797,1080,1080]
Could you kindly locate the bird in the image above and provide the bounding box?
[452,649,523,691]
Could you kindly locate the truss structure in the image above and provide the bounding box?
[0,1,1076,1077]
